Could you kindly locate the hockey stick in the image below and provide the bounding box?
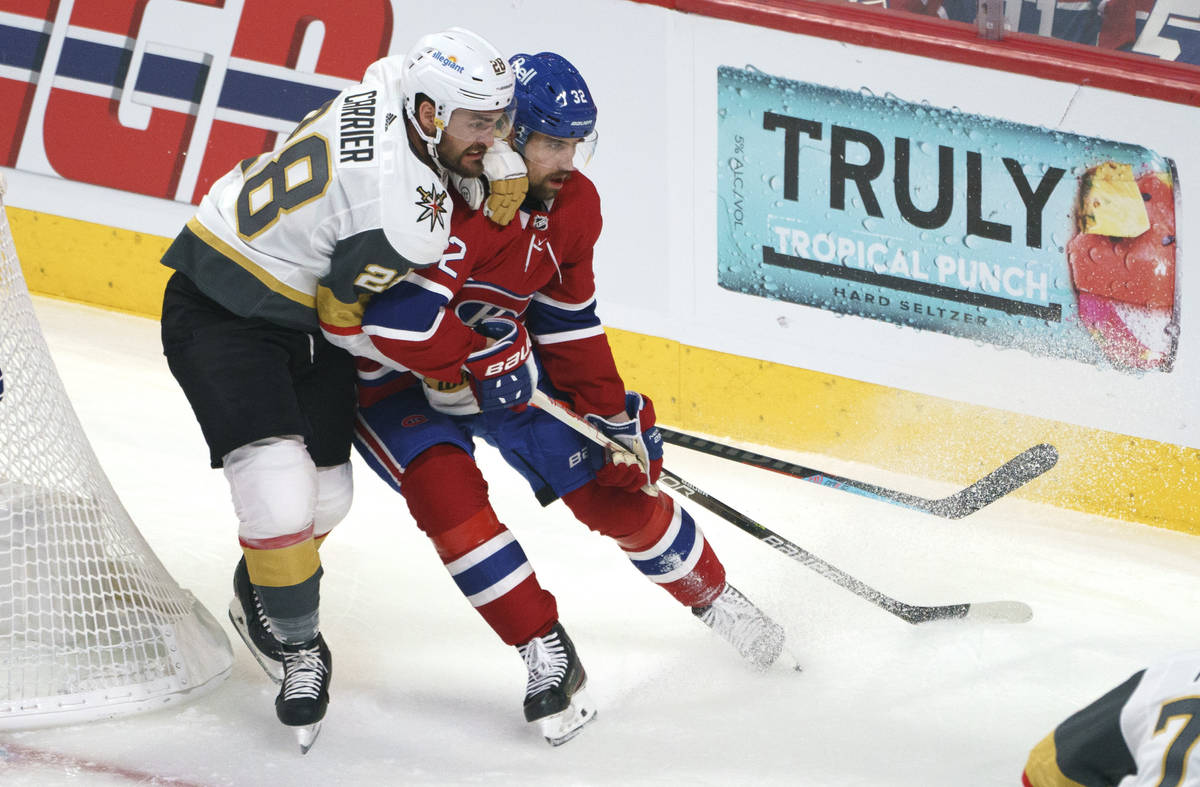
[528,391,1033,625]
[658,428,1058,519]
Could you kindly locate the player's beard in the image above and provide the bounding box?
[530,170,572,204]
[442,142,488,179]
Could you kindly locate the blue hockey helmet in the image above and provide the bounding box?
[508,52,597,159]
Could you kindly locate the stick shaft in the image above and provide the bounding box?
[659,428,1057,519]
[529,392,1029,624]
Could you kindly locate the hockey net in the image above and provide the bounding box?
[0,176,232,730]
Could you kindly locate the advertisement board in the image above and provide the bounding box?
[1,0,1197,474]
[0,0,381,207]
[716,65,1180,374]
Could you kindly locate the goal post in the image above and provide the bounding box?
[0,174,232,730]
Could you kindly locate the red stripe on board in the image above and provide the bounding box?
[630,0,1200,105]
[0,742,212,787]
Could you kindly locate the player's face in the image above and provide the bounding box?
[523,132,590,203]
[437,108,514,178]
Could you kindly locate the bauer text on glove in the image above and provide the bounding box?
[460,317,539,412]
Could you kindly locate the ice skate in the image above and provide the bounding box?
[276,634,332,754]
[518,622,596,746]
[693,583,786,670]
[228,557,284,684]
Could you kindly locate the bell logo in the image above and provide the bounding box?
[511,56,537,85]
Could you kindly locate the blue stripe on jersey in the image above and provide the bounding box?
[462,279,529,301]
[362,278,447,335]
[446,534,533,606]
[525,298,602,338]
[627,507,704,584]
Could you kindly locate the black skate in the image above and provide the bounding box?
[693,583,786,670]
[518,622,596,745]
[228,557,284,684]
[276,634,331,754]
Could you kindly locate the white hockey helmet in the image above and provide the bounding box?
[401,27,515,147]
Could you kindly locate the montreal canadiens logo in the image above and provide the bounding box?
[401,415,429,428]
[455,301,517,325]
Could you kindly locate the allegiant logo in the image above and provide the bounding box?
[432,51,466,73]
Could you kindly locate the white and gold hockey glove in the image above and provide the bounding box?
[479,140,528,227]
[448,141,528,226]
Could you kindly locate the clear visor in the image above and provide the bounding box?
[522,130,599,172]
[440,106,515,145]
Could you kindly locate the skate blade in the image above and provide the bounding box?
[227,601,284,685]
[537,687,598,746]
[295,722,322,755]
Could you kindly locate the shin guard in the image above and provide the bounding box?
[566,484,726,608]
[403,446,557,645]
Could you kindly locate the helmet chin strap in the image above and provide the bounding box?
[425,140,447,180]
[406,104,450,181]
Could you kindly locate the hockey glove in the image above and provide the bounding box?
[585,392,664,492]
[449,174,486,211]
[457,317,538,413]
[481,140,527,227]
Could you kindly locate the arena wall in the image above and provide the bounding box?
[2,0,1196,531]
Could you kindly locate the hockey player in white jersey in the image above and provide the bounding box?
[1022,650,1200,786]
[159,28,519,752]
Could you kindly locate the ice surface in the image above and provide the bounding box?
[2,298,1196,786]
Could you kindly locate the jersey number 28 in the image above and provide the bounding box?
[236,134,331,239]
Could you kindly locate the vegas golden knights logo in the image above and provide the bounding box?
[414,184,448,232]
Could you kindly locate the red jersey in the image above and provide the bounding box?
[357,173,626,417]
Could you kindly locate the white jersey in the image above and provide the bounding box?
[1023,650,1200,787]
[162,54,454,360]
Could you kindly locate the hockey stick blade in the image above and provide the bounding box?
[527,392,1031,626]
[657,471,1032,625]
[658,428,1058,519]
[962,600,1034,624]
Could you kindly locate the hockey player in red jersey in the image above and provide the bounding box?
[158,28,522,751]
[351,52,787,746]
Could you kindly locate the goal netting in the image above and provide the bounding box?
[0,175,232,730]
